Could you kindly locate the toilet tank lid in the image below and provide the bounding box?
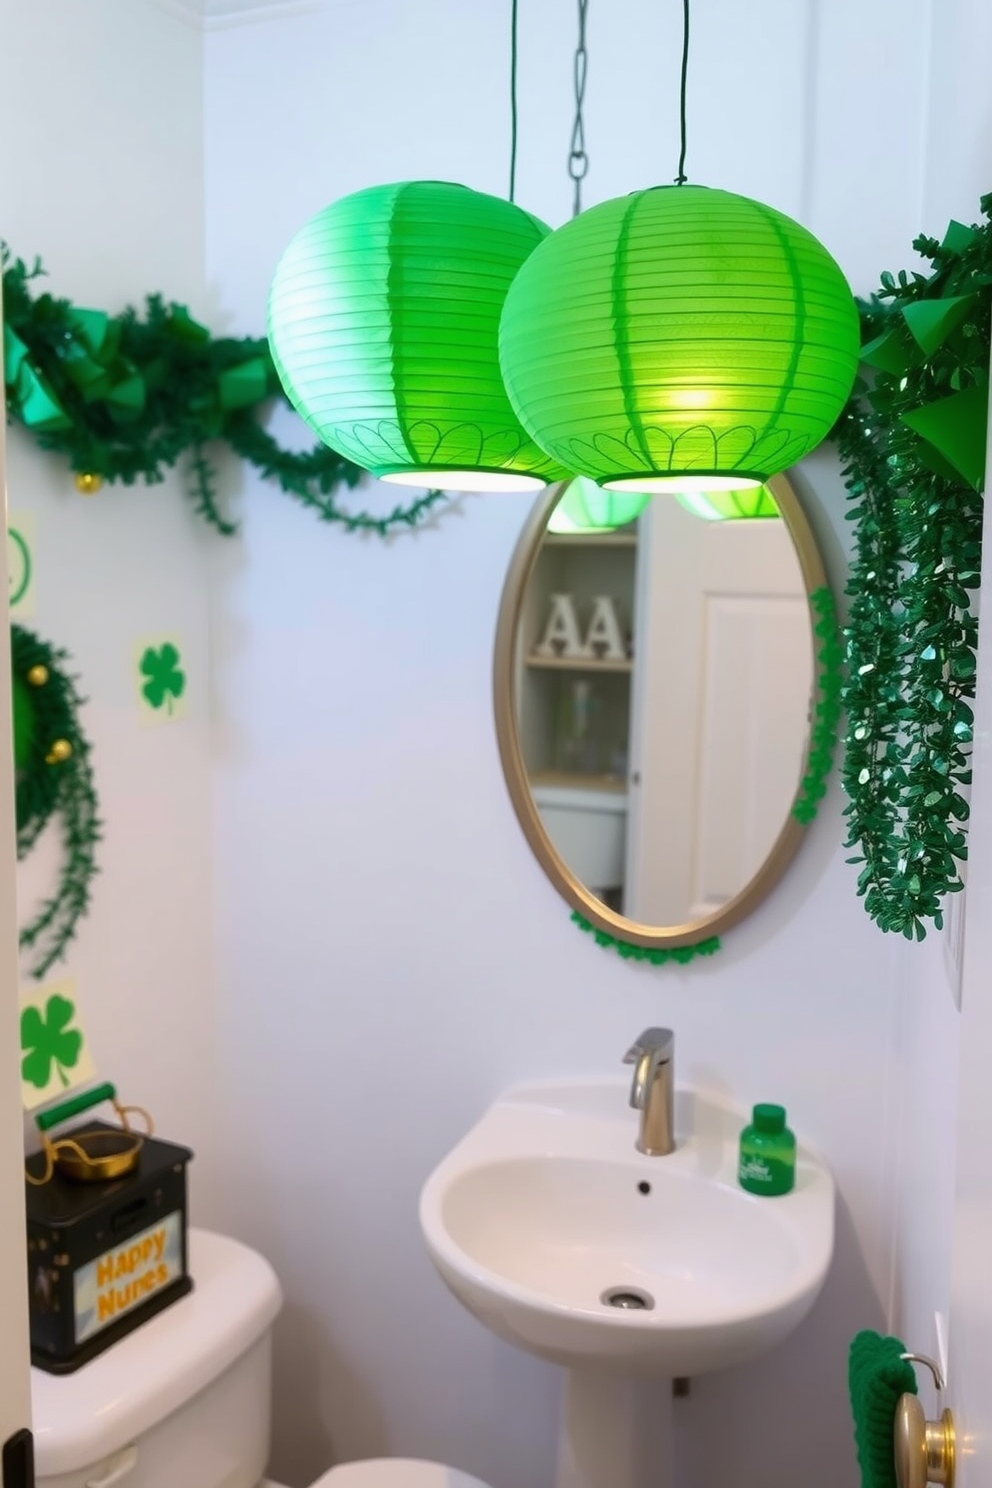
[31,1228,283,1478]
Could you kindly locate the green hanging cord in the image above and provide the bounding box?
[568,0,590,217]
[509,0,520,201]
[675,0,690,184]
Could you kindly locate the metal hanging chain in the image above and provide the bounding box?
[568,0,590,217]
[509,0,520,201]
[674,0,690,184]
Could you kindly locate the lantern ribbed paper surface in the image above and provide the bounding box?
[675,485,779,521]
[548,477,650,533]
[268,181,568,491]
[499,184,860,491]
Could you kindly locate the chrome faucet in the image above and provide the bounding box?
[623,1028,675,1155]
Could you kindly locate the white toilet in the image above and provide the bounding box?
[31,1228,490,1488]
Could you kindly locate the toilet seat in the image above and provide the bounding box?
[310,1461,492,1488]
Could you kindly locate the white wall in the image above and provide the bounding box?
[885,0,992,1379]
[203,4,943,1486]
[2,0,223,1220]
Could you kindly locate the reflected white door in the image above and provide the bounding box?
[624,500,811,926]
[0,310,33,1477]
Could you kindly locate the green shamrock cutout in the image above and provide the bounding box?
[140,642,185,714]
[21,993,83,1090]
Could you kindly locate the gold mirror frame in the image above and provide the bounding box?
[492,471,828,950]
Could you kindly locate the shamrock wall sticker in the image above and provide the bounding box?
[21,993,80,1089]
[137,639,187,723]
[19,983,95,1109]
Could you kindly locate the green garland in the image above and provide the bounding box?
[1,247,445,538]
[12,625,101,978]
[10,216,987,950]
[571,912,721,965]
[838,197,990,939]
[793,586,844,825]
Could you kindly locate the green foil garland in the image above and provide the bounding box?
[1,247,444,538]
[838,197,990,939]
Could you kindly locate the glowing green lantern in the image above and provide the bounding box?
[268,181,567,492]
[674,486,779,520]
[548,477,650,533]
[500,184,860,493]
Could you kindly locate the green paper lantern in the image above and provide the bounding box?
[548,477,650,533]
[268,181,567,493]
[499,184,860,492]
[674,485,780,521]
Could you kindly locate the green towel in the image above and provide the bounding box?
[849,1330,918,1488]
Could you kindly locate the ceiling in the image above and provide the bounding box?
[200,0,331,14]
[148,0,366,36]
[159,0,325,21]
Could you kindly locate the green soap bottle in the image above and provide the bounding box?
[738,1103,796,1196]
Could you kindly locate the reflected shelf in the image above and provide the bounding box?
[530,770,628,795]
[542,533,639,548]
[525,654,633,673]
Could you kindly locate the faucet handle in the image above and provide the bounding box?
[623,1027,674,1066]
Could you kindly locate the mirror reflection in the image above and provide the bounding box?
[511,478,815,930]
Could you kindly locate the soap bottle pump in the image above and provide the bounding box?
[738,1103,796,1196]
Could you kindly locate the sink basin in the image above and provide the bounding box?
[420,1080,834,1377]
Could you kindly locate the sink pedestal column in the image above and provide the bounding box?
[555,1369,674,1488]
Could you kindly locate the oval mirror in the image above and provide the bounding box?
[493,473,828,949]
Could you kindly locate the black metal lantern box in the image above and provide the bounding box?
[25,1119,193,1374]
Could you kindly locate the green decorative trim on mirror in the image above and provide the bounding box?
[12,624,101,978]
[571,913,721,965]
[793,587,843,826]
[1,245,445,538]
[837,195,989,940]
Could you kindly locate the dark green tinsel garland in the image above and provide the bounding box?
[1,247,444,538]
[12,625,101,977]
[837,196,990,939]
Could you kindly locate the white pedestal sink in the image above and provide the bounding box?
[419,1080,834,1488]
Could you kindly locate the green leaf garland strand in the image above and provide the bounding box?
[12,625,101,978]
[838,196,990,939]
[571,912,721,965]
[793,586,844,825]
[1,247,445,538]
[222,412,447,536]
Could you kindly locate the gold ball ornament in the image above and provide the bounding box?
[45,739,73,765]
[74,472,102,495]
[26,665,49,688]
